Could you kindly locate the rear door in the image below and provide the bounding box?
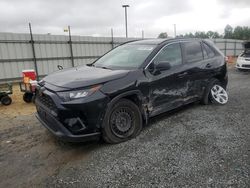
[180,41,207,100]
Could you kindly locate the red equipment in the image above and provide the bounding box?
[19,69,37,103]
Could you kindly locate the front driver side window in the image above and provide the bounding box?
[154,43,182,67]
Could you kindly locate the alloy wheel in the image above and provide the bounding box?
[210,85,228,104]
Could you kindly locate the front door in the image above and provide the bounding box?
[146,42,190,117]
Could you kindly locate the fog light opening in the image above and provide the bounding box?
[64,117,86,133]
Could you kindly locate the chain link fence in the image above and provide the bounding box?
[0,32,244,82]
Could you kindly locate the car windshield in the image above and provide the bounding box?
[242,49,250,57]
[93,44,156,70]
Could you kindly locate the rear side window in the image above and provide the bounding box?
[182,42,203,63]
[203,42,215,58]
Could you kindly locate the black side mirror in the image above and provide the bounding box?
[147,61,171,75]
[155,61,171,72]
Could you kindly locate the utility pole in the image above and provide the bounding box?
[174,24,176,38]
[122,4,129,38]
[142,30,144,39]
[111,28,114,48]
[67,26,74,67]
[29,23,39,80]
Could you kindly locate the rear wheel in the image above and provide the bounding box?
[1,95,12,105]
[201,78,228,105]
[102,99,142,144]
[209,84,228,105]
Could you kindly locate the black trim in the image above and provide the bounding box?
[36,112,100,142]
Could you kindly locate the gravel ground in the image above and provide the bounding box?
[0,67,249,188]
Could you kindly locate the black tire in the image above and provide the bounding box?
[102,99,143,144]
[201,78,228,105]
[23,93,33,103]
[1,95,12,106]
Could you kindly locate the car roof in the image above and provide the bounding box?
[129,39,170,45]
[128,38,203,45]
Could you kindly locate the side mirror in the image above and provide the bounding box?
[155,61,171,71]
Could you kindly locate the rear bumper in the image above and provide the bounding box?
[35,112,101,142]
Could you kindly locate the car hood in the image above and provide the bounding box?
[43,66,130,90]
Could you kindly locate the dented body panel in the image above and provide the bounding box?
[35,38,228,142]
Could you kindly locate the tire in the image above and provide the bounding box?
[102,99,143,144]
[209,83,228,105]
[23,93,33,103]
[201,78,228,105]
[1,95,12,106]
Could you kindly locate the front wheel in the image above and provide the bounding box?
[102,99,142,144]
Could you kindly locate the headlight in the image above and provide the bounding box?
[57,85,101,101]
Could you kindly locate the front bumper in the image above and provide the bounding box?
[236,59,250,69]
[36,111,100,142]
[35,84,109,142]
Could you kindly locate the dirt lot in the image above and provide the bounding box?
[0,65,249,188]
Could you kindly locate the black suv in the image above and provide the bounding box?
[35,38,228,143]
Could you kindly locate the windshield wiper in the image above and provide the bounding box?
[87,63,95,67]
[99,66,112,70]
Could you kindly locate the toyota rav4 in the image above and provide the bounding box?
[35,38,228,143]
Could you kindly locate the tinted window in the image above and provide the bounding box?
[203,42,215,58]
[241,50,250,57]
[154,43,182,67]
[182,42,203,63]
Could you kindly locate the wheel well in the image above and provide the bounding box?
[108,92,148,124]
[122,94,148,124]
[123,94,141,107]
[214,75,227,88]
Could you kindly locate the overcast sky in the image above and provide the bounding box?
[0,0,250,38]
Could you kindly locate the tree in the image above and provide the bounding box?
[184,32,195,38]
[174,25,250,40]
[181,31,222,39]
[194,31,208,38]
[206,31,220,38]
[233,26,250,40]
[224,24,233,39]
[158,32,168,38]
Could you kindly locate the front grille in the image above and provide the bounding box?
[245,58,250,61]
[37,92,57,112]
[242,64,250,68]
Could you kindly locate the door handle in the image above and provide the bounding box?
[206,63,212,68]
[178,72,188,78]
